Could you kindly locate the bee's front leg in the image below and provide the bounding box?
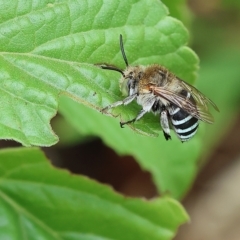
[101,94,137,113]
[120,109,147,128]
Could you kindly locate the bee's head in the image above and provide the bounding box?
[118,34,145,96]
[99,35,143,96]
[120,66,144,96]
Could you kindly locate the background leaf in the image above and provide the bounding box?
[0,147,188,240]
[0,0,198,146]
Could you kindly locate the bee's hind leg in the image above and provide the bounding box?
[163,131,171,141]
[120,109,147,128]
[160,110,171,141]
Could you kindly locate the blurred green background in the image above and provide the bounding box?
[173,1,240,239]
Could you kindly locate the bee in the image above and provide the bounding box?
[99,35,219,141]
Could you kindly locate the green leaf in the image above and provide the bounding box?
[59,96,201,199]
[0,0,198,146]
[0,147,188,240]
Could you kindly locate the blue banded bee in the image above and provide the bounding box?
[99,35,218,141]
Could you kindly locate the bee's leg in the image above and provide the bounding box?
[160,110,171,140]
[101,94,137,112]
[120,109,147,128]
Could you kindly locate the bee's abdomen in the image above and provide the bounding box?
[169,106,199,141]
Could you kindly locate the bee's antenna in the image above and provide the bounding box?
[120,34,129,67]
[100,65,124,76]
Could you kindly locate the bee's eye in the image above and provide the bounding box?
[127,80,131,90]
[120,78,131,96]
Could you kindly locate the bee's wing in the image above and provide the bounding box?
[152,87,215,123]
[179,80,219,112]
